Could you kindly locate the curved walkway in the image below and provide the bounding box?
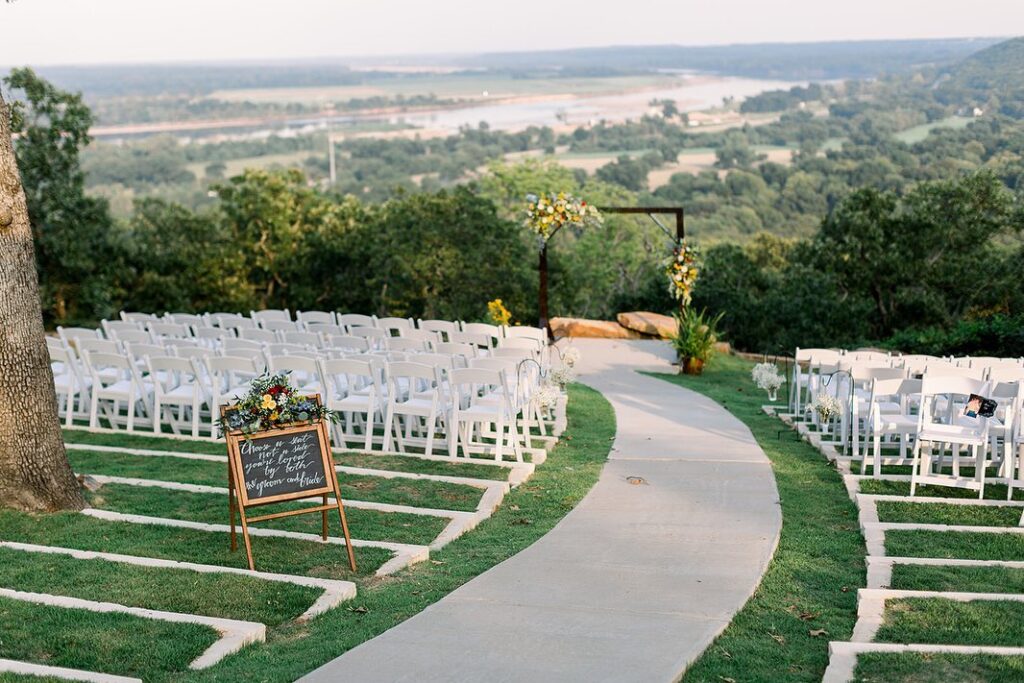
[301,340,781,683]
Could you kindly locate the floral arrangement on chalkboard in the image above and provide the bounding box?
[664,241,699,305]
[524,191,602,245]
[221,372,333,435]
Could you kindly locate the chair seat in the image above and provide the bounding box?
[877,414,918,431]
[391,397,436,416]
[919,423,987,446]
[332,395,377,412]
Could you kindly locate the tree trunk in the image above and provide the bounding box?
[0,93,85,511]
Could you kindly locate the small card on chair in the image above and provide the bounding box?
[964,394,997,418]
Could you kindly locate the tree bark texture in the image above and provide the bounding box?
[0,93,85,511]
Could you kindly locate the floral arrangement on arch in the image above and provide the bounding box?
[664,241,699,305]
[524,192,602,245]
[221,372,333,435]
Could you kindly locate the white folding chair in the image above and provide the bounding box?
[382,361,442,456]
[100,319,143,339]
[147,356,208,437]
[282,331,320,347]
[297,310,336,327]
[120,312,159,324]
[864,378,922,477]
[267,355,324,396]
[239,328,278,344]
[378,317,414,337]
[418,319,458,342]
[319,357,382,451]
[205,356,260,436]
[461,322,501,348]
[338,314,377,332]
[448,367,522,462]
[325,335,370,353]
[251,309,291,325]
[83,351,152,432]
[910,376,993,498]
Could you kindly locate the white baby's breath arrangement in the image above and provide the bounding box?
[810,392,841,423]
[550,367,575,390]
[533,384,562,415]
[751,362,784,400]
[561,347,581,368]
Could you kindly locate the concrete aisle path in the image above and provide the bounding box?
[301,340,781,683]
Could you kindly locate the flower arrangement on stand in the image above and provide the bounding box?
[809,392,841,435]
[751,362,784,402]
[486,298,512,326]
[220,372,334,435]
[664,241,700,307]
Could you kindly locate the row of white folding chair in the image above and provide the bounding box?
[864,376,1024,495]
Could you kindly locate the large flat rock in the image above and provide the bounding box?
[550,317,645,339]
[617,311,677,339]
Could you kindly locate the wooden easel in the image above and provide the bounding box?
[223,404,357,573]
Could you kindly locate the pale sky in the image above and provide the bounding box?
[2,0,1023,66]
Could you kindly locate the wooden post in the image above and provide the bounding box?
[538,242,550,337]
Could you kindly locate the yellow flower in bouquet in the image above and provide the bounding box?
[261,394,277,410]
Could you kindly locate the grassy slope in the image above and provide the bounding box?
[84,484,447,546]
[0,596,217,678]
[180,383,614,683]
[0,546,318,626]
[0,384,613,682]
[648,355,865,683]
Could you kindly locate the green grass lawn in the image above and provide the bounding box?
[84,484,447,546]
[0,596,217,677]
[892,564,1024,594]
[875,501,1022,527]
[887,530,1024,561]
[69,449,485,512]
[647,355,865,683]
[854,652,1024,682]
[0,546,319,625]
[859,478,1024,502]
[1,384,614,682]
[0,509,390,579]
[876,598,1024,647]
[63,427,515,480]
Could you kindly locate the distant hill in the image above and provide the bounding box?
[937,36,1024,116]
[17,37,1004,100]
[460,38,1004,81]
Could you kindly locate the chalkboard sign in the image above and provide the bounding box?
[233,425,333,505]
[222,399,357,572]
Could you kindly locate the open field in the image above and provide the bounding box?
[184,150,316,179]
[893,115,974,144]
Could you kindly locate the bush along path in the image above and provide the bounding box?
[775,381,1024,682]
[0,384,613,682]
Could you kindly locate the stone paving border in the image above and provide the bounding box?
[0,587,265,669]
[769,405,1024,682]
[0,541,356,621]
[0,658,142,683]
